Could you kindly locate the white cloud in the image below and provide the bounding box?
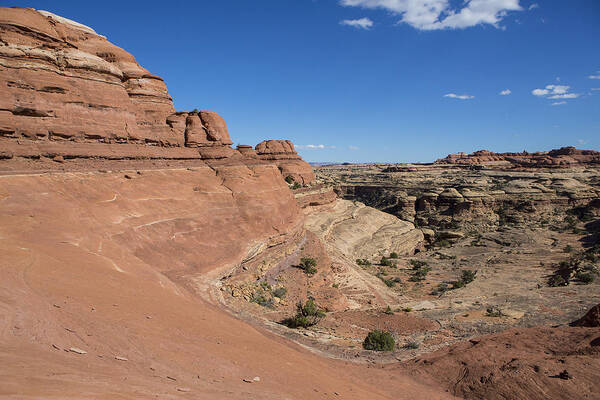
[499,89,512,95]
[444,93,474,100]
[348,145,360,150]
[528,3,539,10]
[296,144,336,150]
[339,0,523,30]
[591,88,600,91]
[551,101,566,106]
[340,17,374,29]
[532,84,580,102]
[578,139,587,145]
[548,93,580,99]
[589,75,600,79]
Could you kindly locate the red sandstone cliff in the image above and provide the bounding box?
[435,147,600,168]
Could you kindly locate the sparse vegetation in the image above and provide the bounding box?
[486,306,505,317]
[250,294,274,309]
[299,257,317,275]
[363,330,395,351]
[291,182,302,190]
[356,258,372,267]
[284,175,294,184]
[380,256,396,267]
[403,340,420,349]
[383,305,394,315]
[389,252,399,259]
[272,287,287,298]
[409,265,431,282]
[282,299,325,328]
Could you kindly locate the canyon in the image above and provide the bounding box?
[0,7,598,400]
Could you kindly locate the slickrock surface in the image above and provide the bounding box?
[0,7,449,399]
[436,147,600,168]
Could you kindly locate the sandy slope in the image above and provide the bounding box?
[0,167,452,399]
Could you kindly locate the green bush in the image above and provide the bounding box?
[460,270,477,284]
[251,294,274,309]
[299,257,317,275]
[285,175,294,184]
[564,245,573,253]
[383,305,394,315]
[272,287,287,298]
[380,257,395,267]
[363,330,395,351]
[409,260,428,270]
[548,275,567,287]
[389,252,399,259]
[291,182,302,190]
[575,271,595,284]
[356,258,372,267]
[282,299,325,328]
[409,266,431,282]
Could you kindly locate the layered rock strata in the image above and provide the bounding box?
[436,147,600,168]
[255,140,315,184]
[0,8,234,160]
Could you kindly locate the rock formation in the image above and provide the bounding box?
[436,147,600,168]
[0,8,234,160]
[255,140,315,184]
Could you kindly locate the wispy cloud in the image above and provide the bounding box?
[499,89,512,96]
[551,101,567,106]
[578,139,587,145]
[529,3,539,10]
[340,17,373,29]
[444,93,474,100]
[348,145,360,150]
[532,84,580,103]
[339,0,523,30]
[296,144,336,150]
[589,75,600,80]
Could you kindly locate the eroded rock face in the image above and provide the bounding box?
[0,7,233,159]
[571,303,600,327]
[255,140,315,185]
[436,147,600,168]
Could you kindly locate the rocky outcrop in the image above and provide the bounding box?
[0,8,234,160]
[255,140,315,185]
[436,147,600,168]
[571,303,600,327]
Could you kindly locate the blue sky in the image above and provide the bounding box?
[4,1,600,162]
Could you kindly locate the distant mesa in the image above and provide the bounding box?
[435,147,600,168]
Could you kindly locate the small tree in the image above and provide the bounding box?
[285,175,294,184]
[363,330,395,351]
[299,257,317,275]
[282,299,325,328]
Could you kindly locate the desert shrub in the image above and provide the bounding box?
[299,257,317,275]
[564,245,573,253]
[356,258,371,267]
[291,182,302,190]
[383,305,394,315]
[403,340,420,349]
[285,175,294,184]
[575,271,595,284]
[363,330,395,351]
[409,260,428,270]
[409,266,431,282]
[380,257,395,267]
[282,299,325,328]
[437,239,451,248]
[251,294,274,309]
[431,282,449,295]
[548,275,567,287]
[272,287,287,298]
[460,270,477,284]
[486,306,504,317]
[389,252,399,259]
[402,307,412,312]
[332,283,340,288]
[260,281,272,291]
[381,278,396,287]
